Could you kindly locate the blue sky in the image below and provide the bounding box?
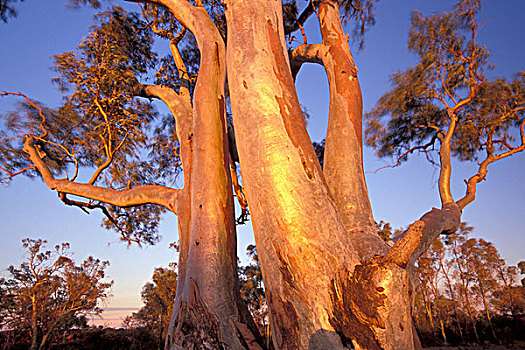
[1,0,524,326]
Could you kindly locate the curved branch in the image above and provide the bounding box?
[438,110,457,205]
[1,91,48,138]
[289,43,324,80]
[291,43,324,65]
[23,136,181,213]
[135,84,193,167]
[456,135,525,209]
[393,203,462,269]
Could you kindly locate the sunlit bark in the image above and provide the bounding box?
[23,136,181,211]
[225,1,465,349]
[290,0,388,261]
[316,0,379,246]
[138,1,260,348]
[226,1,363,348]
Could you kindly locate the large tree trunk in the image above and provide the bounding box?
[226,1,360,348]
[316,0,389,261]
[138,2,261,349]
[226,1,464,349]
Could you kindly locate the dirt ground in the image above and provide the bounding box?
[424,341,525,350]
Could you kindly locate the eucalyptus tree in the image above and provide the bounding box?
[2,3,258,348]
[0,239,112,350]
[1,0,524,349]
[124,266,178,348]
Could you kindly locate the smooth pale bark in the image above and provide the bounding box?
[141,1,260,349]
[226,2,466,349]
[317,1,375,235]
[289,2,387,262]
[136,83,194,333]
[317,0,388,261]
[226,1,361,348]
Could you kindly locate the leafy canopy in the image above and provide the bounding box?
[0,238,112,348]
[365,0,524,165]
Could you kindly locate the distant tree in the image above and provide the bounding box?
[124,266,177,349]
[412,224,525,346]
[238,245,268,344]
[0,238,112,350]
[414,238,451,344]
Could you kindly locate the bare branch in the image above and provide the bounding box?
[368,135,439,174]
[438,110,457,205]
[406,203,461,269]
[456,133,525,209]
[0,164,35,179]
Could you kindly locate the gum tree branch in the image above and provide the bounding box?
[391,202,462,270]
[289,43,324,79]
[456,128,525,209]
[23,136,181,213]
[437,110,457,205]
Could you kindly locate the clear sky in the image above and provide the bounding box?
[0,0,524,327]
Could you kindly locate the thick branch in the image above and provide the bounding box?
[406,202,461,268]
[383,221,425,268]
[23,136,180,213]
[289,44,324,79]
[135,84,192,161]
[438,111,457,205]
[316,0,380,253]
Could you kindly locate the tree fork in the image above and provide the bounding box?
[226,0,362,348]
[317,0,388,260]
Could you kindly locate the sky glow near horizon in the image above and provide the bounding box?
[0,0,524,327]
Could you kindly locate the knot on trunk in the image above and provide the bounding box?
[167,278,225,350]
[329,261,387,350]
[330,260,415,350]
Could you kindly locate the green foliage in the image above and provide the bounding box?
[366,0,524,165]
[0,238,112,349]
[238,245,268,339]
[0,7,183,244]
[375,220,393,242]
[51,6,157,177]
[124,266,177,348]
